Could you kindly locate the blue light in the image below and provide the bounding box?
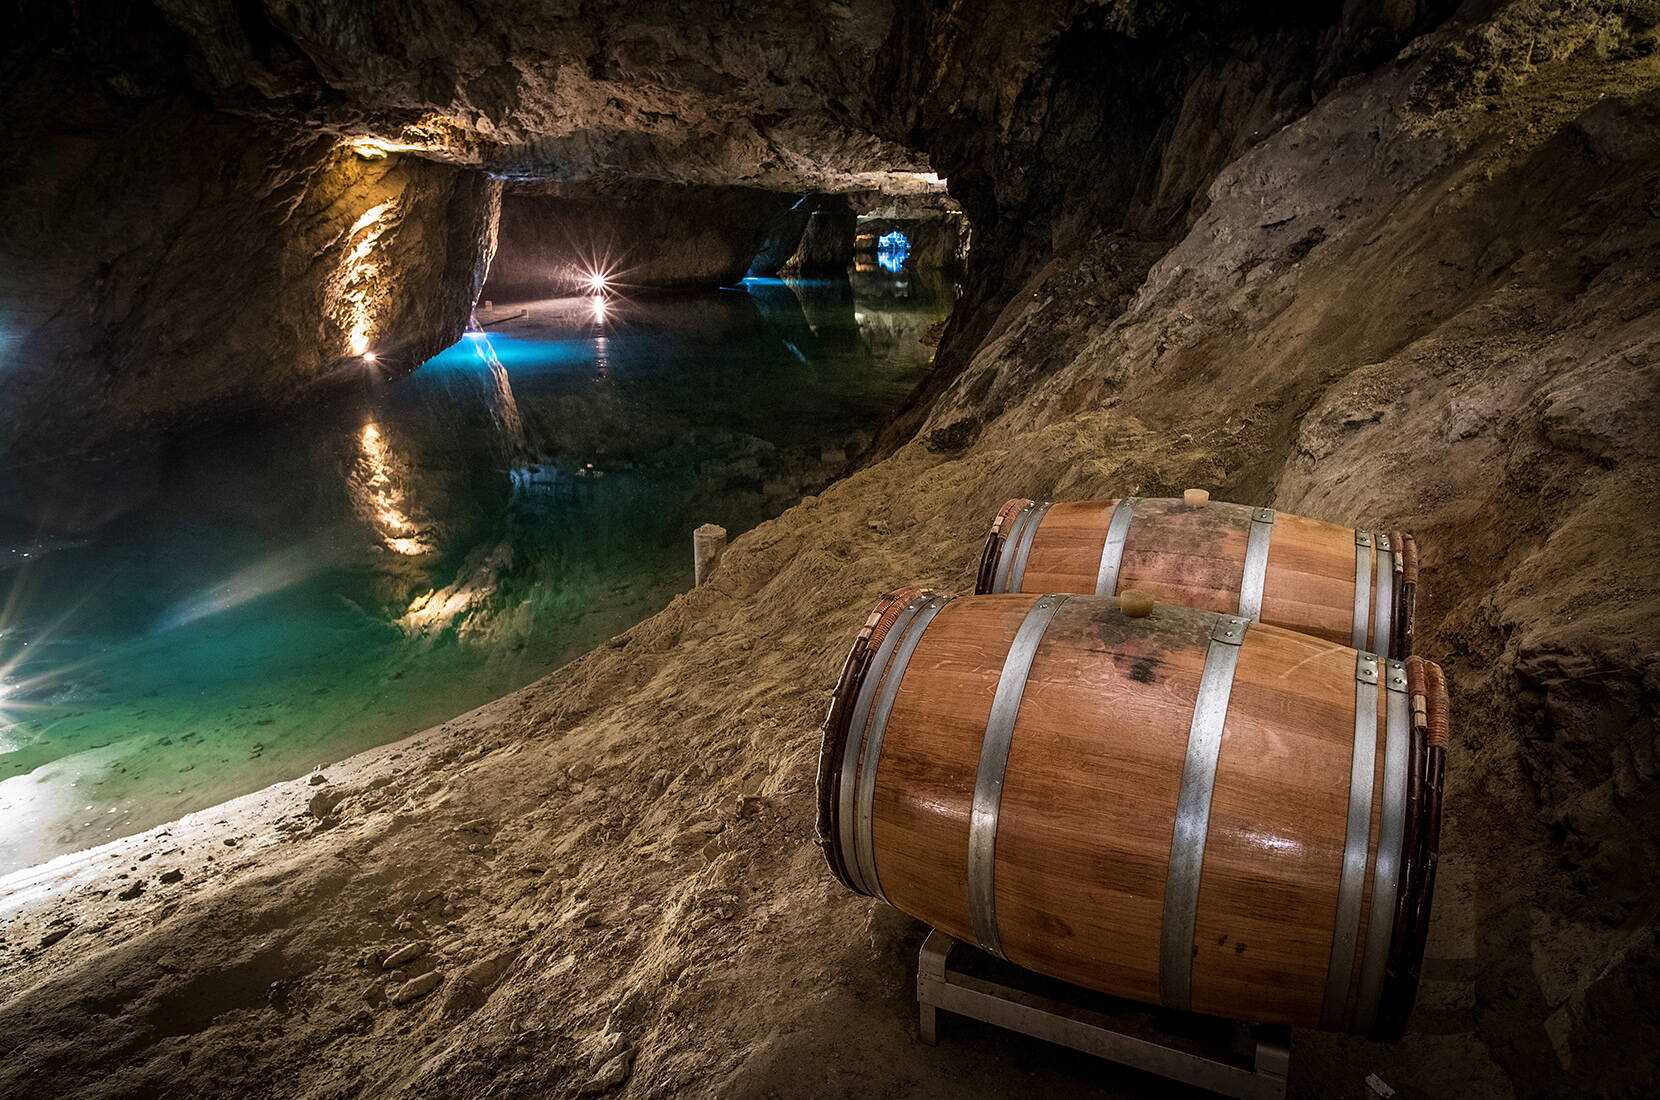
[420,331,593,374]
[877,230,910,273]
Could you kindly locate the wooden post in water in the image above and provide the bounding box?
[693,523,727,586]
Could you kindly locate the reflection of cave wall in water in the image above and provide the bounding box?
[483,181,800,296]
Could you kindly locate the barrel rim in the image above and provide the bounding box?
[974,498,1035,594]
[815,586,930,895]
[1391,532,1419,660]
[1371,655,1449,1041]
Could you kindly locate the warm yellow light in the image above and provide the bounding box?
[340,200,396,360]
[591,296,607,323]
[350,138,392,160]
[585,272,607,292]
[362,351,378,362]
[354,422,431,556]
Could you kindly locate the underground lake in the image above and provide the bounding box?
[0,270,956,874]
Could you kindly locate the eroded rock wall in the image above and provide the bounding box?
[868,0,1460,449]
[482,182,798,295]
[782,196,857,275]
[0,109,499,471]
[1,3,503,472]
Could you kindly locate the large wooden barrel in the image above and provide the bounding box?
[976,494,1419,657]
[816,588,1449,1039]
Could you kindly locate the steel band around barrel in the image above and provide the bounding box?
[1353,659,1411,1033]
[1092,498,1139,597]
[1352,531,1374,650]
[851,595,949,904]
[1159,613,1249,1012]
[1006,501,1054,593]
[1237,507,1276,622]
[835,594,930,896]
[1372,532,1395,657]
[967,594,1068,957]
[1321,651,1381,1029]
[991,503,1039,594]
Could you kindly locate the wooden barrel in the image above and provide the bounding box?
[975,495,1419,657]
[816,588,1448,1039]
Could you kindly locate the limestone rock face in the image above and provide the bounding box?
[747,203,815,278]
[783,196,857,275]
[142,0,938,192]
[0,106,499,468]
[482,182,798,295]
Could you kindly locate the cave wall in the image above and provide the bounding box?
[747,201,815,277]
[0,107,499,470]
[866,0,1461,450]
[782,197,857,275]
[482,182,797,295]
[0,3,502,472]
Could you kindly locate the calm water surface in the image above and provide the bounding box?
[0,270,956,873]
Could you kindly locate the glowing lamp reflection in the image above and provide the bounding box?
[355,423,429,556]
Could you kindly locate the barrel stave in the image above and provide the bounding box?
[871,597,1033,945]
[993,599,1214,1005]
[1190,627,1365,1025]
[1116,498,1252,609]
[1257,511,1361,647]
[1020,501,1115,595]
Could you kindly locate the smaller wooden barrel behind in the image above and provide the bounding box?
[976,495,1419,658]
[817,588,1449,1040]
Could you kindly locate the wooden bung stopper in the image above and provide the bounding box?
[1119,589,1155,618]
[1183,488,1210,506]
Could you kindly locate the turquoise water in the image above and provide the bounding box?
[0,271,956,873]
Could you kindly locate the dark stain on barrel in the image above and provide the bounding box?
[1130,658,1158,683]
[1033,909,1075,939]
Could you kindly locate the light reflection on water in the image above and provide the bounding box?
[0,271,958,873]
